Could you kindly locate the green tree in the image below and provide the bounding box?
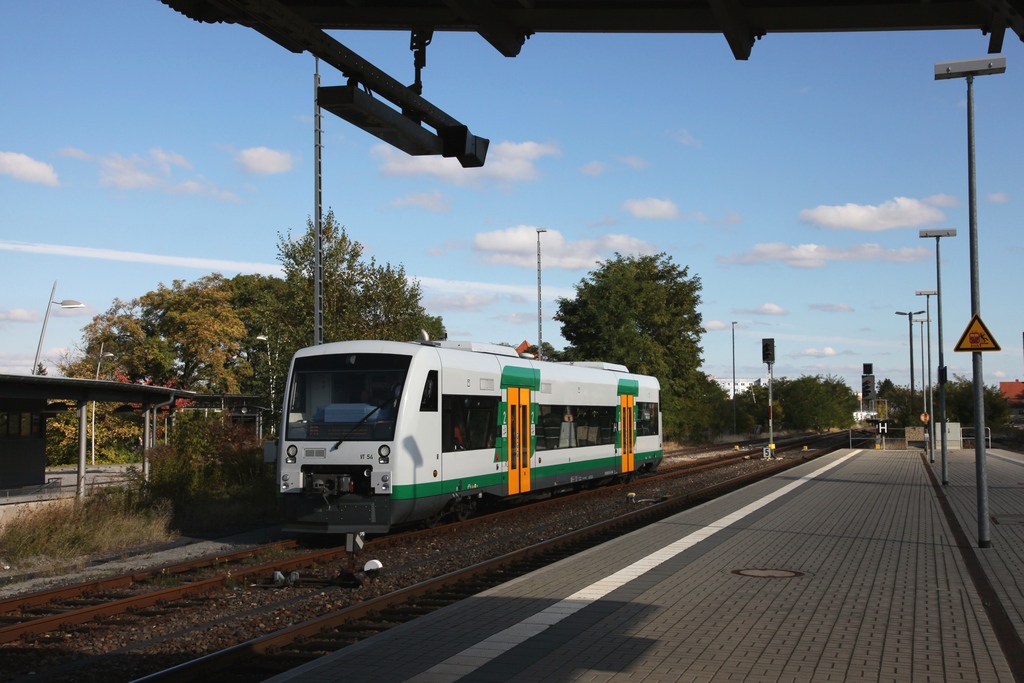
[554,253,704,440]
[275,210,444,347]
[776,375,857,431]
[943,374,1011,427]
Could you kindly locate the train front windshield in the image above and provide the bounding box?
[286,353,411,442]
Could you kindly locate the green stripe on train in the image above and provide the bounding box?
[390,449,663,500]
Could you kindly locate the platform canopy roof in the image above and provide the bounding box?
[0,374,195,406]
[162,0,1020,61]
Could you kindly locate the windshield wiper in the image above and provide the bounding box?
[331,393,400,451]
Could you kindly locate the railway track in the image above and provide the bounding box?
[0,432,860,682]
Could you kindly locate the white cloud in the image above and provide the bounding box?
[412,275,574,300]
[669,129,702,148]
[0,240,282,275]
[618,156,649,170]
[0,151,59,186]
[424,293,499,312]
[809,303,854,313]
[754,303,787,316]
[236,147,294,174]
[792,347,840,358]
[392,191,451,212]
[734,303,788,316]
[798,196,945,231]
[372,140,560,186]
[718,242,931,269]
[66,147,238,201]
[622,197,681,220]
[580,161,608,176]
[988,192,1009,203]
[472,225,656,270]
[704,320,746,331]
[0,308,40,323]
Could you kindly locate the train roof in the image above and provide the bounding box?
[295,339,632,372]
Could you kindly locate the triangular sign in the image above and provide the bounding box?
[954,314,1001,352]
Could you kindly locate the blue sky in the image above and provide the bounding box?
[2,2,1022,397]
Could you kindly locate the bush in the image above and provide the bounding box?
[0,493,173,568]
[146,412,279,532]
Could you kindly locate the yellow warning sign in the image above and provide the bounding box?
[954,314,1001,352]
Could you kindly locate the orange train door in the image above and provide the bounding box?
[620,393,635,473]
[507,387,532,495]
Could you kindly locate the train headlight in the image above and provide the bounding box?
[378,445,390,457]
[286,444,298,463]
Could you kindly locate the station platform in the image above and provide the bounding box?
[268,447,1024,683]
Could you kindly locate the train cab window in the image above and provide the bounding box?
[420,371,438,412]
[442,395,498,452]
[286,353,411,441]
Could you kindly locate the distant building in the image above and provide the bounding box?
[1001,381,1024,424]
[709,376,763,399]
[1000,381,1024,405]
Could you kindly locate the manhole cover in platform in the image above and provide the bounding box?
[732,568,804,578]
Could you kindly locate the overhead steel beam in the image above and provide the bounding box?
[708,0,759,60]
[440,0,529,56]
[191,0,487,167]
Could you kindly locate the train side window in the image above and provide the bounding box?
[420,370,438,412]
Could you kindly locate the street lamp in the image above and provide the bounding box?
[895,310,925,418]
[91,343,114,465]
[935,56,1005,549]
[920,228,956,484]
[731,321,738,435]
[536,228,547,361]
[256,335,276,436]
[916,289,937,464]
[33,280,84,374]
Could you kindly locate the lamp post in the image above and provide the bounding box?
[256,335,276,436]
[921,229,955,483]
[916,289,937,463]
[33,280,84,374]
[731,321,738,435]
[895,310,925,418]
[536,228,547,360]
[935,56,1005,548]
[91,343,114,465]
[915,317,930,457]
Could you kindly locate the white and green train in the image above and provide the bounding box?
[273,339,662,534]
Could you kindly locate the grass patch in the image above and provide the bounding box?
[0,492,174,569]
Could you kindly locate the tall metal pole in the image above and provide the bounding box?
[917,291,936,463]
[922,231,955,483]
[731,321,737,435]
[314,59,324,346]
[935,57,1003,539]
[768,361,774,453]
[966,73,990,548]
[938,239,949,483]
[536,228,547,360]
[896,311,923,418]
